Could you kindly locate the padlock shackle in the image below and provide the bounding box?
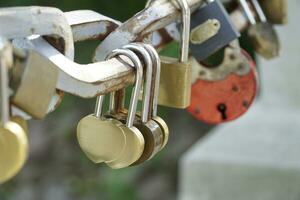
[142,44,161,117]
[239,0,256,25]
[122,44,153,123]
[106,49,143,128]
[176,0,191,63]
[250,0,267,22]
[0,38,12,125]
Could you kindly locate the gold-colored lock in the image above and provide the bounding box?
[104,49,145,169]
[0,39,29,183]
[121,43,168,165]
[0,120,28,183]
[158,0,192,109]
[77,49,144,165]
[190,19,221,45]
[143,44,169,155]
[11,50,59,119]
[259,0,287,24]
[248,23,280,59]
[78,48,145,169]
[239,0,281,59]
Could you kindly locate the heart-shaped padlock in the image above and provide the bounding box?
[187,44,259,124]
[0,120,28,183]
[77,48,145,168]
[0,39,29,183]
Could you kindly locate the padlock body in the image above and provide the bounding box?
[77,114,127,164]
[158,56,192,108]
[106,126,144,169]
[11,51,59,119]
[187,50,258,124]
[259,0,287,24]
[190,0,240,61]
[0,121,28,183]
[107,111,163,165]
[248,23,280,59]
[152,116,169,149]
[132,120,164,165]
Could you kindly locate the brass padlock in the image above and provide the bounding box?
[122,43,168,165]
[77,95,126,164]
[104,48,145,169]
[158,0,192,109]
[10,50,59,119]
[6,7,75,119]
[77,48,145,167]
[0,39,28,183]
[143,44,169,150]
[259,0,287,24]
[239,0,280,59]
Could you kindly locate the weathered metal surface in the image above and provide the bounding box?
[190,41,251,83]
[28,7,252,98]
[2,3,253,100]
[187,49,259,124]
[0,7,74,59]
[65,10,121,42]
[23,37,135,98]
[0,6,76,118]
[94,0,204,61]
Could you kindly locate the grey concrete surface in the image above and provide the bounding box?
[179,1,300,200]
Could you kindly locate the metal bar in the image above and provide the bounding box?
[0,6,74,59]
[20,6,251,98]
[6,3,252,99]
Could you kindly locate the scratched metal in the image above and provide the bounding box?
[94,0,203,61]
[0,7,74,59]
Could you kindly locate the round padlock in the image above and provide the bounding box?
[187,49,259,124]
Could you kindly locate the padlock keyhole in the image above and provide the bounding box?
[217,103,227,120]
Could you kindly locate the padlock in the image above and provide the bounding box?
[5,7,75,119]
[77,48,145,167]
[187,41,259,124]
[0,39,29,183]
[121,43,168,165]
[103,43,158,165]
[143,44,169,150]
[104,48,146,169]
[258,0,287,25]
[158,0,192,109]
[190,0,240,61]
[107,43,168,165]
[239,0,280,59]
[77,95,127,164]
[10,49,59,119]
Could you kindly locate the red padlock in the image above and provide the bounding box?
[187,45,259,124]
